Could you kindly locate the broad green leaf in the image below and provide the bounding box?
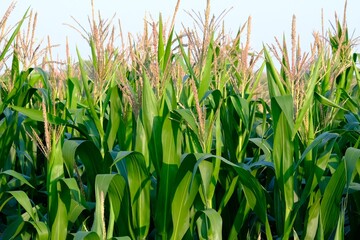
[158,14,165,70]
[105,86,122,151]
[177,34,198,84]
[171,154,201,240]
[135,72,161,170]
[91,174,127,239]
[50,180,69,240]
[1,216,26,240]
[0,8,29,61]
[155,113,181,238]
[230,95,250,127]
[10,47,19,84]
[314,91,348,111]
[28,221,49,240]
[334,201,345,240]
[174,109,199,134]
[271,95,295,239]
[292,57,321,139]
[294,132,338,221]
[76,49,105,151]
[344,147,360,189]
[162,28,174,73]
[264,46,286,97]
[228,198,251,239]
[194,209,222,240]
[74,231,100,240]
[113,151,150,238]
[218,175,239,214]
[0,169,34,189]
[10,105,69,126]
[110,237,132,240]
[68,199,87,223]
[48,138,65,236]
[62,140,105,200]
[303,191,321,240]
[8,191,36,221]
[321,161,346,239]
[190,153,272,239]
[198,39,214,101]
[66,77,81,109]
[198,160,213,208]
[0,110,18,169]
[249,138,272,162]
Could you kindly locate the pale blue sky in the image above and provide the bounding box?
[2,0,359,60]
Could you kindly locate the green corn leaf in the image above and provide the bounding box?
[10,47,19,84]
[105,86,122,151]
[48,137,65,235]
[334,201,345,240]
[173,108,202,153]
[249,138,272,162]
[177,34,198,84]
[0,170,34,189]
[321,160,346,239]
[190,153,272,239]
[50,179,72,240]
[76,49,105,150]
[158,14,165,70]
[298,132,339,167]
[1,216,26,239]
[74,231,100,240]
[171,154,201,240]
[0,8,29,61]
[292,57,321,139]
[62,140,106,200]
[193,209,222,240]
[264,46,286,97]
[218,175,239,214]
[303,190,321,240]
[174,109,199,134]
[0,110,18,170]
[314,91,348,111]
[248,61,266,100]
[32,68,52,98]
[135,72,160,170]
[113,151,150,239]
[109,237,132,240]
[344,147,360,190]
[271,95,295,238]
[91,174,127,239]
[59,178,87,223]
[353,58,360,88]
[28,221,49,240]
[198,38,214,101]
[230,95,250,127]
[198,159,213,207]
[66,77,81,109]
[90,38,98,74]
[228,198,251,239]
[8,190,37,221]
[10,105,47,122]
[155,112,181,238]
[163,28,174,73]
[10,105,69,125]
[294,132,338,217]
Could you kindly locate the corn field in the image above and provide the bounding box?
[1,1,360,239]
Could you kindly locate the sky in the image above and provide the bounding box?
[2,0,359,61]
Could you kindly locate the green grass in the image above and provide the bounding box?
[1,2,360,239]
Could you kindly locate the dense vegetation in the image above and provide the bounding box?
[1,2,360,239]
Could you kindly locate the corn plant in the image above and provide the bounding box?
[1,1,360,239]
